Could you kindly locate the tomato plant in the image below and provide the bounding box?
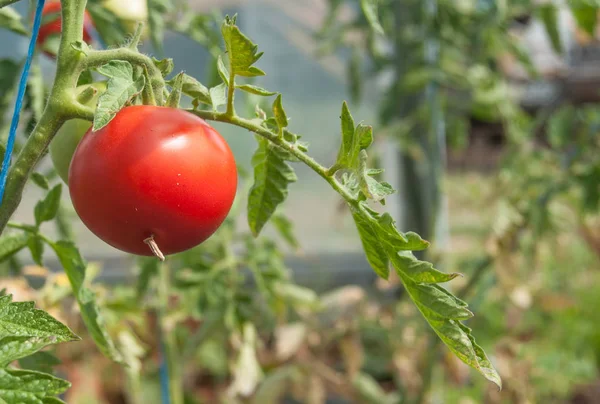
[0,0,540,402]
[69,105,238,257]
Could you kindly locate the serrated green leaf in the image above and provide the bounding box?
[30,173,49,191]
[0,295,78,343]
[209,83,227,111]
[539,4,562,53]
[26,236,43,266]
[392,252,460,284]
[360,0,384,35]
[217,55,230,85]
[0,336,58,367]
[48,241,123,363]
[94,61,145,131]
[272,94,288,131]
[357,151,394,202]
[336,103,373,170]
[271,214,299,250]
[0,368,70,404]
[248,137,297,237]
[152,57,174,77]
[351,208,390,279]
[237,84,276,97]
[0,234,28,262]
[34,185,62,226]
[166,72,184,108]
[171,74,211,106]
[221,16,265,77]
[0,7,28,36]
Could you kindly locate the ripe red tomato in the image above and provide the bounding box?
[69,106,238,257]
[37,1,95,57]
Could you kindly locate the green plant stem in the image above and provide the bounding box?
[157,263,184,404]
[0,0,20,8]
[187,110,356,203]
[0,113,64,232]
[226,70,236,116]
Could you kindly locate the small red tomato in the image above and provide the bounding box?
[69,106,238,257]
[37,1,95,57]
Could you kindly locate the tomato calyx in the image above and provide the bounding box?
[144,235,165,261]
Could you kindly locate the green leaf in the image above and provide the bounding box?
[174,74,211,106]
[336,103,373,170]
[350,208,390,279]
[26,236,44,266]
[571,2,598,35]
[358,165,394,203]
[237,84,276,97]
[391,253,461,284]
[34,184,62,226]
[0,336,59,367]
[209,83,227,111]
[94,61,145,131]
[272,94,288,131]
[30,173,49,191]
[217,55,230,85]
[0,7,28,36]
[0,295,78,344]
[271,214,299,250]
[48,241,123,363]
[166,72,184,108]
[360,0,384,35]
[539,4,562,53]
[221,15,265,77]
[0,234,28,262]
[152,57,174,77]
[147,0,171,55]
[248,137,297,237]
[395,270,500,387]
[0,368,70,404]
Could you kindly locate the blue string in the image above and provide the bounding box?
[159,335,171,404]
[0,0,46,206]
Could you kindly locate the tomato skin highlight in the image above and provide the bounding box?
[37,1,95,57]
[68,106,238,256]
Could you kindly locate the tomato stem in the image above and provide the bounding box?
[144,235,165,261]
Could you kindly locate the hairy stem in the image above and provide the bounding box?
[187,110,357,204]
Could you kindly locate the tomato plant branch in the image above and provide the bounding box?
[84,48,165,102]
[187,110,357,204]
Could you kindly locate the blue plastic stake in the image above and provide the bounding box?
[0,0,46,206]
